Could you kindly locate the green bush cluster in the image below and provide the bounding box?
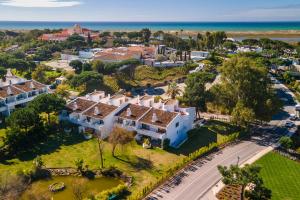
[92,184,127,200]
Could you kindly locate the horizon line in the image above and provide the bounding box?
[1,20,300,23]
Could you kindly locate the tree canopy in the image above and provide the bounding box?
[218,164,271,200]
[210,56,281,123]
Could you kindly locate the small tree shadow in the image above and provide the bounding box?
[130,157,153,171]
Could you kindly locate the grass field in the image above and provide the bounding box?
[0,121,240,198]
[171,121,242,155]
[255,152,300,200]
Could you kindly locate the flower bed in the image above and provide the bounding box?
[216,184,242,200]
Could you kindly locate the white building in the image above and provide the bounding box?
[237,46,263,53]
[61,91,196,148]
[0,71,49,117]
[190,51,210,61]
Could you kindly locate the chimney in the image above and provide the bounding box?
[7,87,12,96]
[30,82,35,89]
[162,103,166,111]
[126,108,132,117]
[137,95,140,105]
[73,102,78,111]
[94,106,100,115]
[152,113,158,123]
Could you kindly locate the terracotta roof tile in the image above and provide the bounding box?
[116,104,151,121]
[83,103,118,119]
[66,98,96,113]
[139,108,178,128]
[0,85,24,98]
[13,80,46,92]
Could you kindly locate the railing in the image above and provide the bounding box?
[137,128,165,139]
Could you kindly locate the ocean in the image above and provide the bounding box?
[0,21,300,31]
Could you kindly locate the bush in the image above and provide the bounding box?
[95,184,127,200]
[128,129,242,199]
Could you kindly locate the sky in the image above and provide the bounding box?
[0,0,300,22]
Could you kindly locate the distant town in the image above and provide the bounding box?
[0,24,299,200]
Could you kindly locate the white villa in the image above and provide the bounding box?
[61,91,196,148]
[0,70,49,117]
[190,51,210,61]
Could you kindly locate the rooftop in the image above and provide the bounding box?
[13,80,46,92]
[116,104,151,121]
[66,98,96,113]
[83,103,118,120]
[139,108,178,128]
[0,85,24,99]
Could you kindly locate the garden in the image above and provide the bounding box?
[0,119,242,199]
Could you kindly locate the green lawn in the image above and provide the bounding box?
[0,131,185,197]
[170,121,241,155]
[255,152,300,200]
[0,121,239,198]
[0,129,5,147]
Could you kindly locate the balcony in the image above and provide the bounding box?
[116,119,137,131]
[136,127,166,139]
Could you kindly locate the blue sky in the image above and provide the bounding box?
[0,0,300,21]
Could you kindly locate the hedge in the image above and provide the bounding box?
[128,132,241,200]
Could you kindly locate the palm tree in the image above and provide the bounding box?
[167,82,182,99]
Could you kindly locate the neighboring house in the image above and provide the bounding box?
[61,91,196,148]
[0,72,49,117]
[190,51,210,61]
[94,45,155,63]
[236,46,263,53]
[39,24,99,42]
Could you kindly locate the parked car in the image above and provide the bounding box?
[289,114,298,121]
[285,121,295,128]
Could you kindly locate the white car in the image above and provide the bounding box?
[289,114,298,121]
[285,121,295,128]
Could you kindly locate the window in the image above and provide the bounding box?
[176,122,179,128]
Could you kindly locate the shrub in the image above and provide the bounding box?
[95,184,127,200]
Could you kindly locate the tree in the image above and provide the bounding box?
[155,54,165,66]
[97,137,105,169]
[74,158,84,173]
[167,82,182,99]
[108,127,134,157]
[32,65,47,84]
[66,34,86,50]
[140,28,151,43]
[223,41,237,51]
[70,71,103,92]
[92,60,105,73]
[55,84,70,99]
[7,107,40,134]
[218,164,271,200]
[82,62,92,71]
[169,53,177,63]
[29,94,66,125]
[211,56,281,123]
[182,72,215,118]
[279,136,293,150]
[245,179,272,200]
[69,60,83,74]
[231,101,255,128]
[0,67,7,81]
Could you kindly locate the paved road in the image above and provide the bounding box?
[270,76,299,126]
[147,76,297,200]
[147,138,272,200]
